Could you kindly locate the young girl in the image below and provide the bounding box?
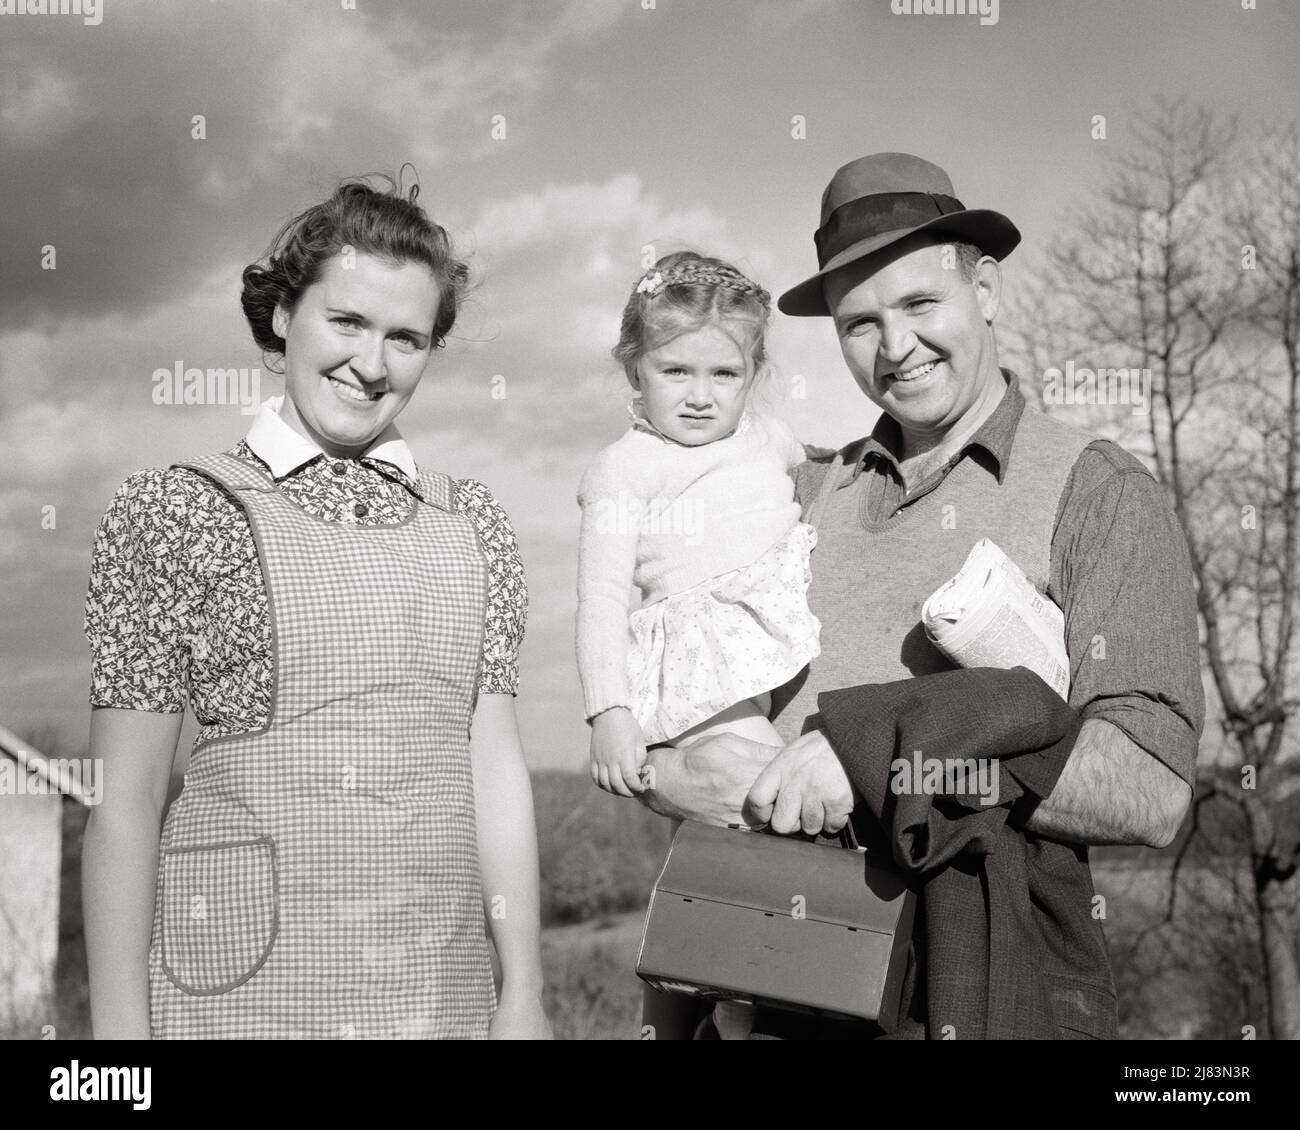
[575,252,820,1037]
[577,251,818,787]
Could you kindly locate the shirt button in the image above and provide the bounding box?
[332,461,347,476]
[353,501,369,519]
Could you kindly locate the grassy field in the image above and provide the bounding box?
[541,912,647,1041]
[530,771,667,1040]
[6,772,1267,1040]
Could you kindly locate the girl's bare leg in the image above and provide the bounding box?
[672,693,781,749]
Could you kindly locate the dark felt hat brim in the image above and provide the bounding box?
[777,209,1021,317]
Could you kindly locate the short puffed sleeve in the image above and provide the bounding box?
[84,469,207,713]
[455,479,528,695]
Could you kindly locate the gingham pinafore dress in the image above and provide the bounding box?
[147,452,496,1039]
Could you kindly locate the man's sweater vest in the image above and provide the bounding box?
[772,405,1098,741]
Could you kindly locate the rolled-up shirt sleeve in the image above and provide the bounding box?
[1051,441,1205,786]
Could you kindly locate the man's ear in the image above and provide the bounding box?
[975,256,1002,324]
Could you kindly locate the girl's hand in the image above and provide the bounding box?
[489,989,553,1040]
[589,707,649,797]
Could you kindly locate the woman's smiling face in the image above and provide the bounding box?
[273,252,442,456]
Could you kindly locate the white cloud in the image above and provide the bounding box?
[553,0,632,41]
[253,1,637,174]
[0,64,87,148]
[0,400,120,486]
[0,162,874,772]
[439,172,877,455]
[0,0,639,329]
[0,257,255,423]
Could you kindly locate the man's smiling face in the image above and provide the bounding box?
[824,234,1003,447]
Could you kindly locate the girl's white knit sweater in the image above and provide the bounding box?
[575,411,805,720]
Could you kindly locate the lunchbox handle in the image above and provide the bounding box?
[726,820,863,852]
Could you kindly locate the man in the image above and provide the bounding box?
[640,153,1204,1039]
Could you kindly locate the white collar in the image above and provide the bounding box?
[244,395,419,482]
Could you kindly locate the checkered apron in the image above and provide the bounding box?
[148,453,496,1039]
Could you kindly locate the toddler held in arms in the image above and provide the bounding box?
[576,251,820,796]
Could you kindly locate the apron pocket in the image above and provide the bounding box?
[160,835,279,996]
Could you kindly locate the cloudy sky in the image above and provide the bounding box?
[1,0,1295,770]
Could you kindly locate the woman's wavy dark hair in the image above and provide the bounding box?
[241,174,469,368]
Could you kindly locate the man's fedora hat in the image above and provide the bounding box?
[778,152,1021,317]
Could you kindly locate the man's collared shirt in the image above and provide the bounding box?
[795,369,1204,787]
[770,369,1205,1040]
[847,369,1023,526]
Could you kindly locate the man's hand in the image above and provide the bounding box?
[640,733,780,826]
[747,728,854,835]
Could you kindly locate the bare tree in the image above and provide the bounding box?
[1226,120,1300,1040]
[1005,100,1300,1039]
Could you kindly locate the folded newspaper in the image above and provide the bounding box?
[920,538,1070,701]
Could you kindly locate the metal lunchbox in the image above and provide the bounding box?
[635,820,915,1029]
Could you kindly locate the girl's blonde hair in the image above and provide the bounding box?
[612,251,772,391]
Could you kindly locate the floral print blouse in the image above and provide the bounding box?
[85,433,527,747]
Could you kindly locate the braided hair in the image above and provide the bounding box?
[612,251,772,385]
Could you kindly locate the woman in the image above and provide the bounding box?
[82,178,550,1039]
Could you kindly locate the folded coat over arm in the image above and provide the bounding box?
[817,665,1117,1040]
